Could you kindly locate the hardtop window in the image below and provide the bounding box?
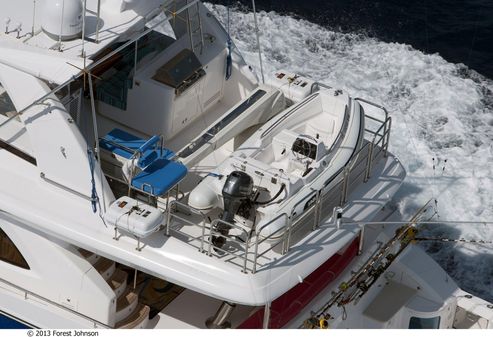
[0,227,30,270]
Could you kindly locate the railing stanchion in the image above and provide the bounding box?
[252,240,260,274]
[208,222,215,257]
[200,217,207,253]
[284,213,295,254]
[242,243,249,273]
[340,167,350,205]
[385,117,392,157]
[365,143,374,182]
[166,201,172,236]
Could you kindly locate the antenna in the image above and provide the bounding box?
[95,0,101,43]
[4,17,10,34]
[15,22,22,39]
[81,0,87,57]
[31,0,37,36]
[251,0,265,84]
[58,0,65,51]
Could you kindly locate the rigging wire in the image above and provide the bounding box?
[466,5,481,67]
[251,0,265,84]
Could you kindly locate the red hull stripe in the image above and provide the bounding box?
[238,237,359,329]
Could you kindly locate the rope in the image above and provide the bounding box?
[225,6,233,80]
[87,149,99,213]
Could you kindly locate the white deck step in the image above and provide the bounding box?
[94,257,116,281]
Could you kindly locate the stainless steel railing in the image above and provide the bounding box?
[165,94,392,273]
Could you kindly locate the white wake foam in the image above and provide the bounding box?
[206,3,493,301]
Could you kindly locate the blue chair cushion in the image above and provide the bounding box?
[131,158,188,196]
[99,128,174,160]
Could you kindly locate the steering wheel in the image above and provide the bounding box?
[292,136,315,160]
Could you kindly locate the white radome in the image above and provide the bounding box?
[42,0,83,41]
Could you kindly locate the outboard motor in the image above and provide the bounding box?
[212,171,253,249]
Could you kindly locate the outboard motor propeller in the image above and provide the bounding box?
[212,171,253,249]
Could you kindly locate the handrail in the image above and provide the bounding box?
[40,172,94,202]
[208,219,251,273]
[355,97,389,120]
[310,82,332,94]
[252,213,289,273]
[0,276,111,328]
[166,200,208,231]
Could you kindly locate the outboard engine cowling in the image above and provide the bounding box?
[212,171,253,248]
[222,171,254,223]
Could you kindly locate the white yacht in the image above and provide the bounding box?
[0,0,492,329]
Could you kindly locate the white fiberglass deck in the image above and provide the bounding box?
[0,132,405,306]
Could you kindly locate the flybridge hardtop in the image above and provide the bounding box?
[0,0,183,84]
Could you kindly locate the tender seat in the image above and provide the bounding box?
[305,121,333,143]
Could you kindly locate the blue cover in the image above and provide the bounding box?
[138,135,161,153]
[131,158,188,196]
[99,128,174,161]
[138,150,158,168]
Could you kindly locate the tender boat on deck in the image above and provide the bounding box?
[188,89,364,243]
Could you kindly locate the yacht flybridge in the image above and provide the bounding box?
[0,0,492,330]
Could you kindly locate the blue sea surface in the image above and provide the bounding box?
[209,0,493,79]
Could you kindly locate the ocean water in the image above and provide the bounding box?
[204,1,493,302]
